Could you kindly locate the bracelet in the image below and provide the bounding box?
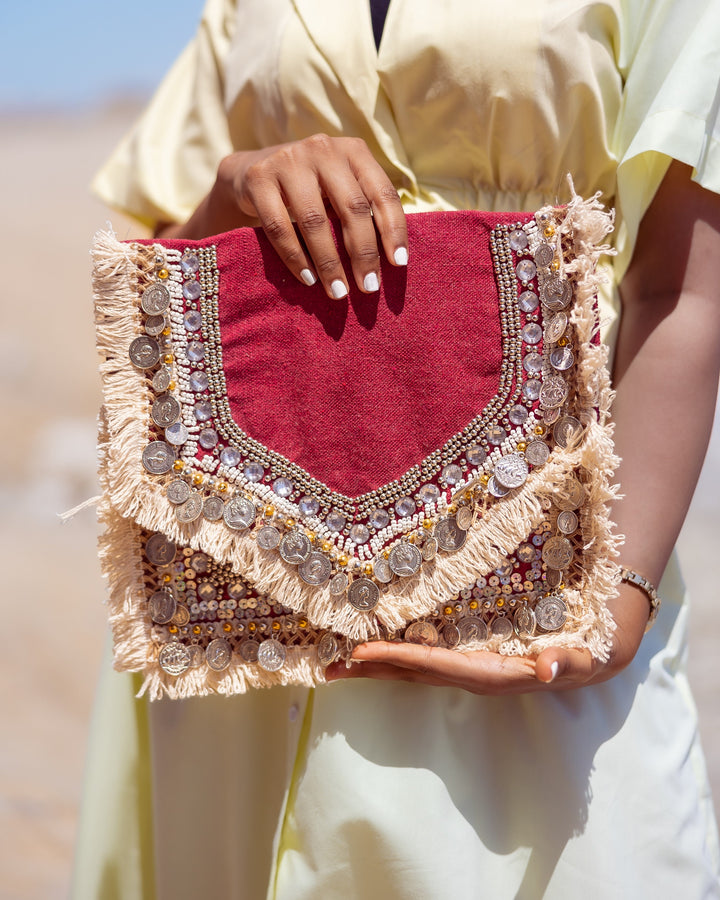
[620,568,661,632]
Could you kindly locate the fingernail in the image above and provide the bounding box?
[393,247,408,266]
[363,272,379,292]
[331,279,348,299]
[300,268,316,286]
[549,661,559,682]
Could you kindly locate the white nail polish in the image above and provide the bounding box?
[393,247,409,266]
[331,279,348,299]
[300,268,316,286]
[363,272,379,292]
[550,661,559,681]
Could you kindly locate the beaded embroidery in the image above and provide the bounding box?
[94,194,621,698]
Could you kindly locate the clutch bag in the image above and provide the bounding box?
[93,193,620,698]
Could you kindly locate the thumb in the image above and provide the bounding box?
[535,649,562,684]
[535,646,595,685]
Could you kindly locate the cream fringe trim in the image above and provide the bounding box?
[93,193,621,696]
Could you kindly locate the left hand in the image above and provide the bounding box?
[325,583,650,694]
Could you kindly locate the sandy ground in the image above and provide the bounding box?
[0,108,718,899]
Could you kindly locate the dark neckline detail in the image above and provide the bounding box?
[370,0,392,51]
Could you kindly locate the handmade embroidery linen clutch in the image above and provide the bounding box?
[94,195,620,699]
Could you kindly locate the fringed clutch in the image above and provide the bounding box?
[93,192,620,699]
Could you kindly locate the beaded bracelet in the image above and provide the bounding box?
[620,568,661,632]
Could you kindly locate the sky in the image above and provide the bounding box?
[1,1,203,111]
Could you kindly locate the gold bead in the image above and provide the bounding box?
[157,268,169,279]
[534,425,545,436]
[298,618,308,629]
[517,441,527,452]
[337,554,349,567]
[557,336,568,346]
[363,563,374,576]
[497,598,505,608]
[168,625,178,634]
[192,625,202,635]
[162,573,171,583]
[469,600,478,610]
[248,622,256,632]
[305,530,316,542]
[163,353,174,365]
[265,504,275,517]
[284,518,295,529]
[173,460,185,472]
[162,326,172,336]
[192,473,203,486]
[168,380,176,391]
[408,533,416,543]
[543,225,555,238]
[423,519,434,530]
[480,473,490,485]
[322,540,333,553]
[550,258,561,271]
[223,622,232,633]
[217,481,228,492]
[444,605,453,616]
[272,620,281,631]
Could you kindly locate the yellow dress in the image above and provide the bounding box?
[75,1,720,897]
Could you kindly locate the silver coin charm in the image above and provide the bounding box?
[299,551,332,586]
[404,621,439,646]
[490,616,514,641]
[552,416,583,449]
[488,476,510,498]
[550,346,575,371]
[557,510,579,534]
[329,572,349,596]
[151,394,181,428]
[142,441,176,475]
[435,517,468,552]
[542,535,574,570]
[152,367,172,391]
[318,633,340,666]
[546,567,563,588]
[187,644,205,668]
[544,312,568,343]
[421,537,439,560]
[148,589,177,624]
[525,440,549,467]
[347,578,380,612]
[206,638,232,671]
[129,335,161,369]
[165,479,191,505]
[203,496,225,521]
[372,557,393,583]
[388,542,422,577]
[146,315,167,338]
[455,506,474,530]
[171,604,190,627]
[278,530,312,564]
[176,491,203,524]
[256,525,282,550]
[158,642,191,676]
[223,496,256,531]
[514,602,536,637]
[141,282,171,315]
[534,242,555,267]
[239,639,260,663]
[443,623,461,648]
[541,277,572,311]
[539,376,569,409]
[556,477,585,510]
[458,616,488,644]
[144,532,177,566]
[493,453,529,490]
[535,594,568,631]
[257,638,287,672]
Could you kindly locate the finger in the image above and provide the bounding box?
[350,641,539,693]
[242,164,325,290]
[325,659,451,687]
[349,147,408,267]
[534,646,596,687]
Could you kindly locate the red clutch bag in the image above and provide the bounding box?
[93,194,620,698]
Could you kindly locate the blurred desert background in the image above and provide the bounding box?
[1,6,719,899]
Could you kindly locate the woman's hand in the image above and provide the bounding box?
[324,583,650,694]
[157,134,408,300]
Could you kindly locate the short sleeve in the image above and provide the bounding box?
[613,0,720,275]
[92,0,238,230]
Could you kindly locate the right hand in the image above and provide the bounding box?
[204,134,409,299]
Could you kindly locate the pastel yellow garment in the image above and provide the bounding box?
[78,1,720,897]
